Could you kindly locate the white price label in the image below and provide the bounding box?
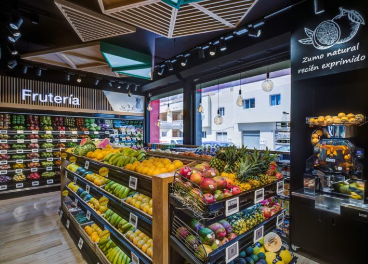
[46,167,53,171]
[17,139,24,143]
[72,139,77,142]
[60,139,66,142]
[0,170,7,175]
[46,148,52,152]
[94,131,99,135]
[254,188,265,204]
[0,150,7,154]
[78,238,83,250]
[32,130,38,134]
[129,213,138,228]
[32,181,39,186]
[84,161,89,169]
[31,168,38,172]
[225,241,239,263]
[105,131,110,135]
[73,177,77,184]
[32,159,39,162]
[86,185,90,193]
[16,149,24,154]
[47,158,53,162]
[66,219,70,229]
[46,139,53,143]
[253,226,264,243]
[114,130,118,135]
[16,130,24,134]
[46,131,52,134]
[74,198,78,205]
[65,171,68,178]
[16,183,24,188]
[0,140,7,143]
[86,210,91,220]
[31,139,38,143]
[84,131,89,135]
[129,176,138,190]
[114,137,119,142]
[15,169,22,173]
[16,159,23,164]
[60,131,65,134]
[59,210,63,218]
[277,180,285,194]
[0,130,7,134]
[32,149,38,153]
[47,179,54,184]
[277,212,285,227]
[72,131,77,134]
[225,197,239,216]
[0,185,7,190]
[131,252,139,264]
[0,160,7,165]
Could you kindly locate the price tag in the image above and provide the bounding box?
[105,131,110,135]
[277,180,284,194]
[254,188,265,204]
[32,149,38,153]
[17,130,24,134]
[129,176,138,190]
[0,185,7,190]
[0,150,7,154]
[114,130,118,135]
[225,241,239,263]
[72,139,77,142]
[0,140,7,143]
[46,131,52,134]
[0,130,7,134]
[72,131,77,134]
[86,185,90,193]
[253,225,264,243]
[31,139,38,143]
[47,179,53,184]
[15,169,23,173]
[32,130,38,134]
[277,212,285,227]
[94,131,99,135]
[114,137,119,142]
[32,181,39,186]
[73,177,77,184]
[78,238,83,250]
[32,159,39,162]
[66,219,70,229]
[225,197,240,216]
[86,210,91,220]
[0,170,7,175]
[69,156,77,163]
[60,139,66,142]
[17,139,24,143]
[46,148,53,152]
[0,160,7,165]
[16,159,23,164]
[60,131,65,134]
[84,161,89,169]
[46,139,53,143]
[31,168,38,172]
[131,252,139,264]
[46,167,52,171]
[129,213,138,228]
[16,183,24,188]
[47,157,53,162]
[84,131,89,135]
[16,149,24,154]
[74,198,78,205]
[59,210,63,218]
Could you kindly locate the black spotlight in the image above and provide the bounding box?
[198,47,205,59]
[7,59,17,69]
[158,66,165,76]
[179,55,188,67]
[8,45,18,55]
[126,83,131,90]
[128,89,132,97]
[248,28,261,37]
[9,16,23,30]
[76,76,82,83]
[117,82,124,89]
[108,81,113,87]
[8,34,21,43]
[22,65,32,74]
[95,78,100,86]
[314,0,325,14]
[219,38,227,51]
[165,60,173,71]
[209,44,216,56]
[134,85,139,92]
[37,68,44,76]
[66,73,71,81]
[30,14,39,25]
[8,27,21,37]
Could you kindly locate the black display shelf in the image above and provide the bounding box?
[65,186,152,264]
[170,209,287,264]
[0,166,60,175]
[2,130,110,135]
[0,148,65,154]
[65,167,153,227]
[0,177,60,193]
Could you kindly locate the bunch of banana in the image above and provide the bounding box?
[121,148,147,161]
[98,237,116,254]
[103,153,137,167]
[104,209,134,234]
[104,181,135,199]
[99,237,131,264]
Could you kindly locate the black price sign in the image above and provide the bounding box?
[60,131,65,134]
[225,197,239,216]
[15,169,23,173]
[0,170,7,175]
[254,188,265,204]
[32,159,39,162]
[17,139,24,143]
[129,176,138,190]
[31,139,38,143]
[47,158,53,161]
[277,181,284,194]
[105,131,110,135]
[132,252,139,264]
[0,130,7,134]
[225,241,239,263]
[253,226,264,243]
[46,148,52,152]
[129,213,138,228]
[0,140,7,143]
[0,150,7,154]
[84,131,89,135]
[31,168,38,172]
[0,161,7,165]
[32,149,38,153]
[46,167,53,171]
[16,159,23,164]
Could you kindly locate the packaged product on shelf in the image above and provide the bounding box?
[27,162,40,168]
[0,154,10,160]
[0,143,10,149]
[0,114,11,129]
[28,172,41,180]
[13,173,26,182]
[0,175,12,183]
[42,172,56,178]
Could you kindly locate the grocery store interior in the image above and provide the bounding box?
[0,0,367,264]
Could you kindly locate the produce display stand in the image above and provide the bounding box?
[60,151,193,264]
[147,151,212,163]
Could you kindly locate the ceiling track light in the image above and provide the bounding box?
[95,78,100,86]
[22,65,32,74]
[180,55,188,67]
[165,60,174,71]
[252,18,265,28]
[262,65,274,92]
[8,34,21,43]
[219,38,227,52]
[65,73,72,81]
[7,59,17,70]
[134,85,139,92]
[126,83,131,90]
[209,44,216,56]
[30,13,39,25]
[248,28,262,37]
[128,89,132,97]
[157,66,165,76]
[7,45,18,56]
[37,68,45,77]
[198,47,205,59]
[108,81,113,87]
[9,15,23,30]
[233,27,249,36]
[76,75,82,83]
[117,82,124,89]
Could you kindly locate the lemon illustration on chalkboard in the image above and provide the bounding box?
[299,8,365,50]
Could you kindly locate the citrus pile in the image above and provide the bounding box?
[125,157,184,176]
[126,193,153,216]
[84,223,110,243]
[125,229,153,258]
[86,145,119,161]
[85,173,107,186]
[88,197,108,215]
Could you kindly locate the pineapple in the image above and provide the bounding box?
[209,157,226,173]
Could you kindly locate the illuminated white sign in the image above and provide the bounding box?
[22,89,80,105]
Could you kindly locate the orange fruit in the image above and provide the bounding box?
[173,160,183,169]
[148,207,153,215]
[147,169,154,176]
[160,168,168,174]
[134,201,142,209]
[141,167,149,175]
[153,169,161,176]
[139,232,147,238]
[142,243,149,253]
[166,164,176,172]
[137,240,145,249]
[147,247,153,258]
[133,236,140,245]
[125,164,132,170]
[338,112,346,118]
[146,239,153,246]
[129,233,136,242]
[84,226,92,236]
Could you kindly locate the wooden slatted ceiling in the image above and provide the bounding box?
[54,0,136,42]
[21,42,127,78]
[98,0,258,38]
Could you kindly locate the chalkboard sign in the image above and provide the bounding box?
[291,0,368,81]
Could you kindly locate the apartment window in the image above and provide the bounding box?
[270,94,281,106]
[162,131,167,137]
[202,131,207,138]
[219,107,225,116]
[243,98,255,109]
[216,132,227,142]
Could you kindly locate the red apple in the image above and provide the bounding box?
[203,168,219,178]
[190,172,203,185]
[223,189,233,198]
[275,172,283,180]
[202,162,211,170]
[180,166,192,179]
[200,178,217,193]
[213,176,227,190]
[195,164,206,172]
[227,233,237,241]
[262,207,271,219]
[203,193,215,204]
[231,186,241,195]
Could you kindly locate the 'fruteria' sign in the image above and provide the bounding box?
[22,89,80,105]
